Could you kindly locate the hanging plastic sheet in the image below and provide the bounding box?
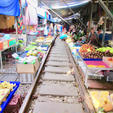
[0,0,20,16]
[23,0,38,26]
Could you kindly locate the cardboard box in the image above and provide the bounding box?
[16,59,40,74]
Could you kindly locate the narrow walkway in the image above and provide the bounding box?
[33,38,85,113]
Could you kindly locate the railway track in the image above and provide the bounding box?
[19,38,94,113]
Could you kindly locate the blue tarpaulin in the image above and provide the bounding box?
[38,14,45,19]
[0,0,20,16]
[60,34,68,39]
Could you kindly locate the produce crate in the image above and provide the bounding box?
[0,81,20,113]
[19,73,35,84]
[8,38,16,46]
[16,59,40,74]
[16,59,40,83]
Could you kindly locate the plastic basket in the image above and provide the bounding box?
[0,81,20,113]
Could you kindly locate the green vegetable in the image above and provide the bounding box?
[23,61,27,64]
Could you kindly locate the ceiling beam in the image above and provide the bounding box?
[98,0,113,20]
[41,1,70,25]
[62,0,86,28]
[95,0,113,3]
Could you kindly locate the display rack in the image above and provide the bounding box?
[0,44,17,73]
[75,50,113,88]
[16,36,54,84]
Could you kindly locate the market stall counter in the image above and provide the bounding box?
[66,34,113,113]
[15,36,54,83]
[0,34,18,73]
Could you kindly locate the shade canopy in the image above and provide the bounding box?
[0,0,20,16]
[40,0,90,9]
[39,0,91,19]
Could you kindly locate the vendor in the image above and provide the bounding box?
[88,27,101,47]
[60,28,68,41]
[44,24,49,37]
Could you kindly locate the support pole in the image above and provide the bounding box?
[89,2,93,30]
[102,14,107,46]
[15,17,18,53]
[102,0,109,46]
[78,18,86,29]
[98,0,113,43]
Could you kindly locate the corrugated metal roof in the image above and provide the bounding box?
[40,0,91,9]
[39,0,91,18]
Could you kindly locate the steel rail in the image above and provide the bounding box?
[65,42,96,113]
[19,37,94,113]
[19,37,56,113]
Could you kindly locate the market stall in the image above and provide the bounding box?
[66,32,113,112]
[0,0,21,73]
[0,34,17,72]
[15,35,54,83]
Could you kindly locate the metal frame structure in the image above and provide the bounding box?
[89,0,113,45]
[62,0,86,28]
[41,1,70,25]
[98,0,113,43]
[98,0,113,20]
[102,0,109,46]
[0,44,17,73]
[89,1,93,30]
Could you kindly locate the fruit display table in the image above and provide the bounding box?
[66,33,113,113]
[15,36,54,83]
[0,81,20,113]
[76,50,113,88]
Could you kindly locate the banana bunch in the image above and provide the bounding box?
[0,81,16,91]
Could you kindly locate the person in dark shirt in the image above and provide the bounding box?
[88,27,101,47]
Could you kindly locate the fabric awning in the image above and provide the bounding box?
[0,0,20,16]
